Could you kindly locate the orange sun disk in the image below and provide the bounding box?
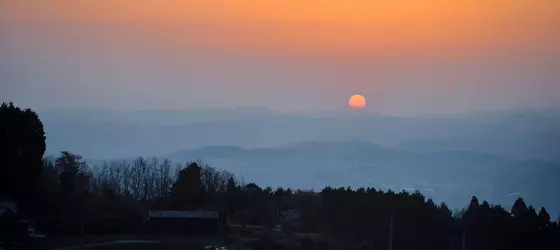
[349,94,367,109]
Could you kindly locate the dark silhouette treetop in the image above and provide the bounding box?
[246,183,262,192]
[170,162,202,208]
[527,205,538,217]
[55,151,85,193]
[481,200,491,209]
[538,207,551,227]
[469,196,480,209]
[512,197,528,217]
[0,102,46,201]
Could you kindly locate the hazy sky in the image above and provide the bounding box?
[1,0,559,115]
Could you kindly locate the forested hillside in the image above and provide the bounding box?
[2,102,560,250]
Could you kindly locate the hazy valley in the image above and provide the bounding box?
[40,108,560,215]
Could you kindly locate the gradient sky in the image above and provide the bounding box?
[1,0,559,115]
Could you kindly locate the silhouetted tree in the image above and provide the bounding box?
[511,197,528,217]
[226,176,240,214]
[56,151,87,193]
[538,207,551,229]
[170,162,202,208]
[0,102,46,202]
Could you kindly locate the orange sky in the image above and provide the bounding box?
[3,0,559,22]
[2,0,559,113]
[2,0,559,58]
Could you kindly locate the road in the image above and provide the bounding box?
[53,238,225,250]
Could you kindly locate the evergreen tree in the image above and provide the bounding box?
[0,102,46,202]
[55,151,85,193]
[170,162,202,208]
[538,207,551,228]
[511,197,528,217]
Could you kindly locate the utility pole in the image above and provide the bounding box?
[462,230,466,250]
[389,212,394,250]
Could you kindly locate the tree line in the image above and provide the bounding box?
[2,102,560,250]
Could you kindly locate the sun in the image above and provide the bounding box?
[349,94,367,109]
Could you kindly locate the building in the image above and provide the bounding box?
[0,202,17,215]
[0,201,39,243]
[0,201,37,236]
[146,209,223,235]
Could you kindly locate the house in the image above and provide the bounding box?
[146,209,223,235]
[0,201,33,243]
[0,201,43,238]
[0,201,17,217]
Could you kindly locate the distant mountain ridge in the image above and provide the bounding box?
[42,108,560,160]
